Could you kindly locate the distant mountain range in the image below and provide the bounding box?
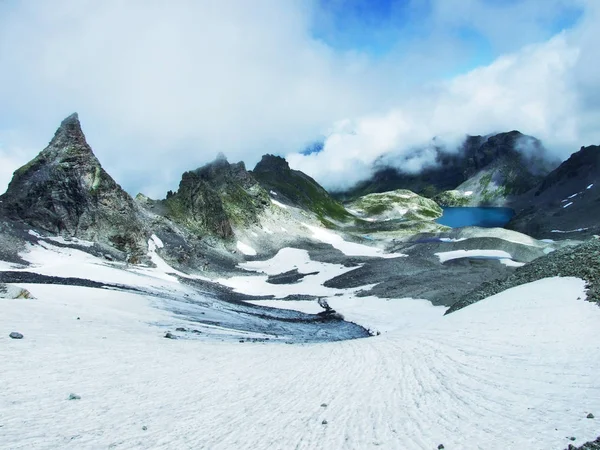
[1,113,598,255]
[334,131,560,206]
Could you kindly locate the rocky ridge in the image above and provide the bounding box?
[337,131,557,205]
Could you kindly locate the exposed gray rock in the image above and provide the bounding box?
[588,413,595,419]
[164,154,270,238]
[9,332,23,339]
[252,154,351,223]
[446,238,600,314]
[267,269,319,285]
[68,393,81,400]
[508,145,600,238]
[564,436,600,450]
[0,113,148,257]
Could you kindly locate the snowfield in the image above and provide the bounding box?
[1,235,600,449]
[2,275,600,449]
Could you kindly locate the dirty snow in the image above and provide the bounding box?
[1,277,599,449]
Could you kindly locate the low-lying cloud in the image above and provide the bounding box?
[0,0,598,196]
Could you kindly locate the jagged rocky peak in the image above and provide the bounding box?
[253,154,291,174]
[0,113,148,256]
[251,153,351,222]
[165,153,270,238]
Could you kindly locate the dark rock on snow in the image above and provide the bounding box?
[9,332,23,339]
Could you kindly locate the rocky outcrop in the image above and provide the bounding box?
[337,131,557,204]
[165,154,270,238]
[252,154,350,223]
[347,189,442,221]
[446,238,600,314]
[507,145,600,238]
[0,113,148,255]
[433,190,472,207]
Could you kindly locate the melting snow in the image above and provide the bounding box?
[236,241,257,256]
[302,223,406,258]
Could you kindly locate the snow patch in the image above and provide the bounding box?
[302,223,406,258]
[587,183,594,190]
[236,241,257,256]
[150,234,164,249]
[551,228,589,233]
[269,190,278,196]
[271,199,288,209]
[499,258,526,267]
[435,249,513,263]
[563,202,574,208]
[463,191,473,196]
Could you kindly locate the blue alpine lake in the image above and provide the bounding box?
[436,207,515,228]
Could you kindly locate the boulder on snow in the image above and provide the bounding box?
[9,332,24,339]
[0,283,34,299]
[68,393,81,400]
[588,413,595,419]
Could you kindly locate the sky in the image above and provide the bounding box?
[0,0,598,196]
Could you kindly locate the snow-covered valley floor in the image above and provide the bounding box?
[2,275,600,449]
[1,234,600,449]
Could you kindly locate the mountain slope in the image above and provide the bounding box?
[507,145,600,237]
[252,154,351,223]
[0,113,148,256]
[164,154,270,239]
[337,131,557,205]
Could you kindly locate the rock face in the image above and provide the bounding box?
[347,189,443,221]
[0,114,148,255]
[337,131,557,204]
[165,154,270,238]
[507,145,600,237]
[252,154,350,222]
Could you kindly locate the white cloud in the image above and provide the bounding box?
[0,0,598,196]
[289,3,600,190]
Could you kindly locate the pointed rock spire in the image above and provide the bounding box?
[0,114,148,256]
[47,112,88,149]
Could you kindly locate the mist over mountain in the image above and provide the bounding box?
[332,130,560,202]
